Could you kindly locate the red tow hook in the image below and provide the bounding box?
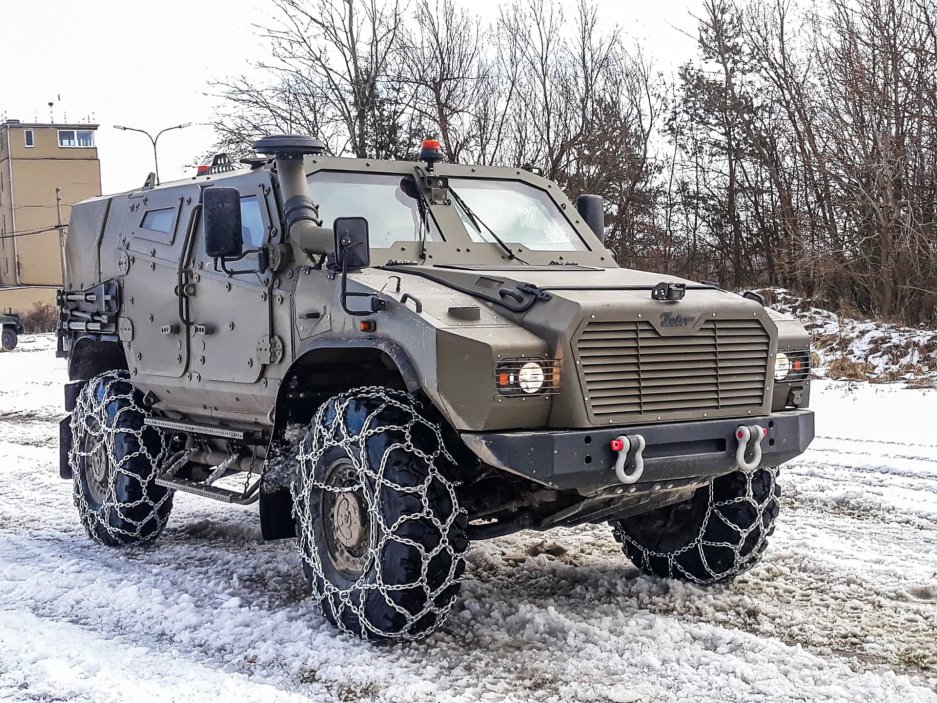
[610,438,625,452]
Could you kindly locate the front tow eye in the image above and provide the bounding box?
[611,434,646,484]
[735,424,767,471]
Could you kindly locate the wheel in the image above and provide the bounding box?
[69,370,173,546]
[1,327,16,351]
[612,467,780,585]
[292,386,468,641]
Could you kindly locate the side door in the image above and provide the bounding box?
[185,173,279,385]
[121,185,199,378]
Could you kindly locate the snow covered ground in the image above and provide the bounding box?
[1,336,934,703]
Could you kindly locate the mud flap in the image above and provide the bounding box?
[59,415,73,479]
[259,487,296,540]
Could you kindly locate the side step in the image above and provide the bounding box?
[144,417,245,440]
[155,475,260,505]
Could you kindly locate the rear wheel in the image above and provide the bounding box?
[292,387,468,641]
[612,467,780,584]
[69,370,173,546]
[1,327,16,351]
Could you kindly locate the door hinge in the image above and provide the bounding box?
[256,335,284,365]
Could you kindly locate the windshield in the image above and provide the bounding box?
[449,178,588,252]
[309,171,440,248]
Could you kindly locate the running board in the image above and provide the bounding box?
[155,476,260,505]
[144,417,245,440]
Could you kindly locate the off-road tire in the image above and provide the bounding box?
[1,328,16,351]
[292,387,468,641]
[612,467,780,585]
[69,370,173,546]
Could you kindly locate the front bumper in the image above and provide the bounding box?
[461,409,814,493]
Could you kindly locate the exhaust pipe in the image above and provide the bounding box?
[253,135,332,255]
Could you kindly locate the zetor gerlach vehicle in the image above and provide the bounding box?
[1,311,23,350]
[57,135,814,641]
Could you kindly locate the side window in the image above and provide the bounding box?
[24,130,34,148]
[240,196,266,248]
[140,208,175,234]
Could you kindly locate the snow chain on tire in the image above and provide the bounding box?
[612,467,780,585]
[292,386,467,641]
[70,370,173,546]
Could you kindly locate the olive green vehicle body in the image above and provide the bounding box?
[57,145,813,535]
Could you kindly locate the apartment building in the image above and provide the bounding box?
[0,119,101,312]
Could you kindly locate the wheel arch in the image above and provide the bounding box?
[259,337,424,540]
[68,334,128,381]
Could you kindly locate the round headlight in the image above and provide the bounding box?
[774,352,791,381]
[517,362,545,394]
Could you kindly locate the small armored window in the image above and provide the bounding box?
[24,130,34,148]
[57,130,76,147]
[140,208,175,234]
[76,130,95,148]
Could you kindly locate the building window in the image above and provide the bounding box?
[57,129,95,148]
[24,129,34,148]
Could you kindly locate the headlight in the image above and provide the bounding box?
[495,359,557,396]
[517,362,545,394]
[774,352,791,380]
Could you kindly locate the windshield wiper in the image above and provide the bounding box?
[447,187,529,265]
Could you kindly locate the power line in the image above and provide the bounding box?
[0,225,66,241]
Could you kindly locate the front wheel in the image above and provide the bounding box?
[292,387,468,641]
[612,467,780,585]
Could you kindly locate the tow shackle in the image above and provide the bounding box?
[611,434,646,484]
[735,424,766,472]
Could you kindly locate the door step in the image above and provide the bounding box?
[144,417,246,440]
[155,475,260,505]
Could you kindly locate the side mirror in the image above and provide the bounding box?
[333,217,370,269]
[204,187,243,258]
[576,194,605,244]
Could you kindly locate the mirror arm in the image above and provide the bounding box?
[213,248,269,277]
[339,259,386,316]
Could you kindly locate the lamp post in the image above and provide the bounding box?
[113,123,192,184]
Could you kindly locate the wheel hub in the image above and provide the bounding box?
[321,460,371,578]
[85,441,111,506]
[332,492,365,549]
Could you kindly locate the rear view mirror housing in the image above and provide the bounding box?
[203,187,243,258]
[333,217,371,270]
[576,194,605,244]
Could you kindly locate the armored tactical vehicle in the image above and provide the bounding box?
[1,311,23,350]
[57,135,814,641]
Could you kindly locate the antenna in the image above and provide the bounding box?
[48,101,54,123]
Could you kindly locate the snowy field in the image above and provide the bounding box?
[1,335,934,703]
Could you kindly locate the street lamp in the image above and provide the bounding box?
[113,122,192,184]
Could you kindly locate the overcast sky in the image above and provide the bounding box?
[1,0,699,194]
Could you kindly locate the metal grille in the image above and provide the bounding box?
[576,318,770,418]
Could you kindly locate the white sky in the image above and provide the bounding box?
[0,0,699,194]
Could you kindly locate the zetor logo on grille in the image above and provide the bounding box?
[660,312,698,328]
